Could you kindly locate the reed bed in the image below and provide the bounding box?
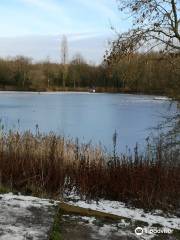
[0,130,179,211]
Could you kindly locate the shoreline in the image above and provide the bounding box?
[0,88,169,98]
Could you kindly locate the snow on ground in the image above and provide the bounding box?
[0,193,58,240]
[0,192,179,239]
[67,198,180,230]
[61,214,139,240]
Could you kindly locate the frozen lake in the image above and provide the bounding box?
[0,92,176,152]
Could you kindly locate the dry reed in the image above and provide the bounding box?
[0,130,179,210]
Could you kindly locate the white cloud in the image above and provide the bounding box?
[0,33,110,64]
[0,0,117,62]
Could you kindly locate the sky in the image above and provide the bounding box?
[0,0,130,64]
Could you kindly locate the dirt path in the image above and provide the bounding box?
[60,214,139,240]
[0,193,58,240]
[0,194,179,240]
[60,213,180,240]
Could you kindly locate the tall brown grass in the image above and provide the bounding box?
[0,130,179,211]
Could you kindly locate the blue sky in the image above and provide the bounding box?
[0,0,130,63]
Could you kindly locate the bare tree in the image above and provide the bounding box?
[71,53,85,65]
[61,35,68,88]
[61,35,68,65]
[106,0,180,64]
[14,56,31,87]
[43,56,51,88]
[70,53,87,89]
[104,0,180,147]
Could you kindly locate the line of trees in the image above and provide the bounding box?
[0,0,179,97]
[0,52,179,95]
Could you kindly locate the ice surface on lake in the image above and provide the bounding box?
[0,92,177,152]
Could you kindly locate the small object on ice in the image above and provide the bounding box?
[89,88,96,93]
[154,96,171,101]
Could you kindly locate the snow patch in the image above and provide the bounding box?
[0,193,58,240]
[67,199,180,230]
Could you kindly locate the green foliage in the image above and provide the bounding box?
[49,209,62,240]
[0,186,10,194]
